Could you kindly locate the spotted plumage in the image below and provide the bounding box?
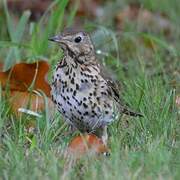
[49,29,142,141]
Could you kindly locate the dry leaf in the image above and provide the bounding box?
[7,91,55,117]
[0,60,55,118]
[67,134,109,158]
[0,61,50,97]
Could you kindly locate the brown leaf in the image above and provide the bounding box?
[67,134,109,158]
[7,91,55,117]
[0,61,54,118]
[0,61,51,97]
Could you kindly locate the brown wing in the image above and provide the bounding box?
[97,61,123,103]
[106,79,121,102]
[99,63,143,117]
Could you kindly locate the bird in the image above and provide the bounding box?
[49,29,143,143]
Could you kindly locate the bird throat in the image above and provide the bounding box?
[63,47,85,66]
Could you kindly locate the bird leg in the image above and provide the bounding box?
[93,126,108,145]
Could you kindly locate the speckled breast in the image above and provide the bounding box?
[51,64,118,132]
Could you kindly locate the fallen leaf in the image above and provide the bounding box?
[7,91,55,117]
[0,60,55,119]
[0,60,50,97]
[67,134,109,158]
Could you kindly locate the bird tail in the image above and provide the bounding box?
[122,107,143,117]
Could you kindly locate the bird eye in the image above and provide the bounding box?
[74,36,82,43]
[102,152,110,157]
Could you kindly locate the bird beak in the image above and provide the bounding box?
[48,35,61,43]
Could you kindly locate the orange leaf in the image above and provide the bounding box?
[7,91,55,117]
[0,61,51,97]
[67,134,109,158]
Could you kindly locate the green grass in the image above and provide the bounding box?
[0,0,179,179]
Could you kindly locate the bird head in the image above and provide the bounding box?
[49,29,95,60]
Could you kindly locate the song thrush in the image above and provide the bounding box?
[49,29,142,142]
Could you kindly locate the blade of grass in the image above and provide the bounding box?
[3,0,31,69]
